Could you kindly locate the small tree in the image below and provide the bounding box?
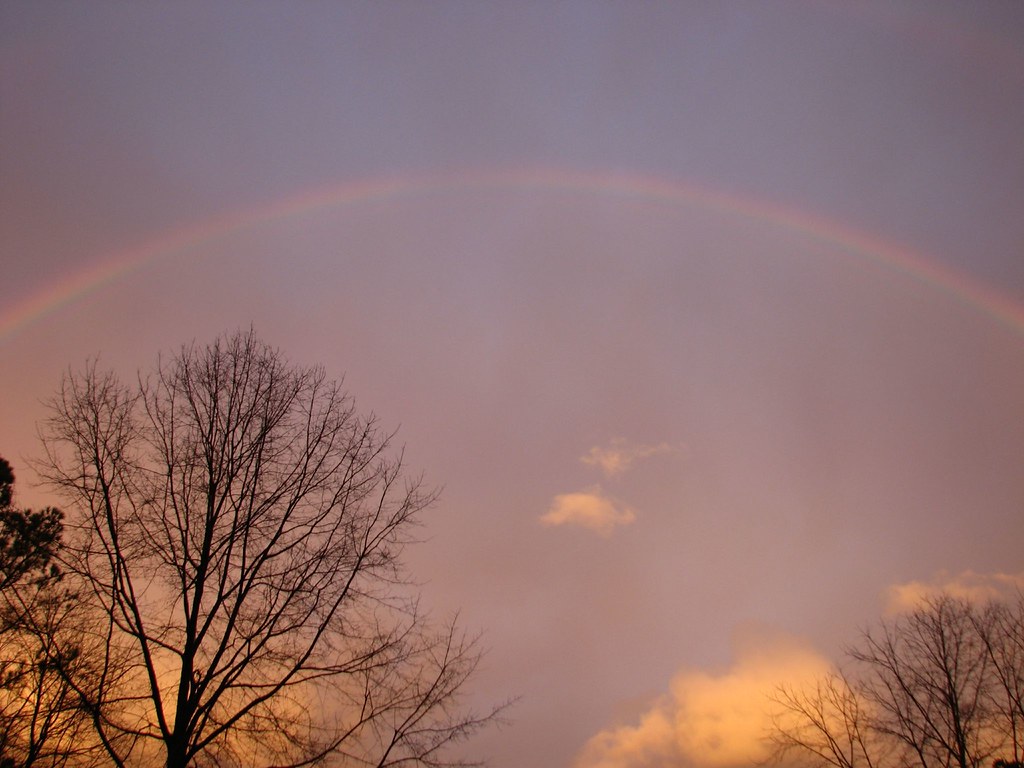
[0,457,100,768]
[36,331,498,768]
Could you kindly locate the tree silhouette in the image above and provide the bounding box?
[978,598,1024,766]
[0,457,100,767]
[770,669,879,768]
[0,458,62,591]
[36,331,500,768]
[850,595,994,768]
[770,594,1024,768]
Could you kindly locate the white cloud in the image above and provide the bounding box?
[574,630,832,768]
[884,570,1024,614]
[540,488,636,536]
[581,439,678,477]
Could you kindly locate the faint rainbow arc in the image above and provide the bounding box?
[2,168,1023,341]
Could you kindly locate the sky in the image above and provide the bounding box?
[2,3,1023,767]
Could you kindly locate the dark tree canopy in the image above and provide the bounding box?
[0,456,64,590]
[0,457,99,768]
[32,331,500,768]
[0,454,63,605]
[0,458,13,508]
[0,506,63,592]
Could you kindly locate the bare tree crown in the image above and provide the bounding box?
[770,593,1024,768]
[35,331,498,768]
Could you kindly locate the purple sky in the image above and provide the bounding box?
[2,3,1023,767]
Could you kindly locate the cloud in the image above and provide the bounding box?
[540,488,636,536]
[884,570,1024,614]
[581,439,678,478]
[574,630,832,768]
[543,440,679,536]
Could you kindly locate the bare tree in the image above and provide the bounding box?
[850,595,995,768]
[35,332,499,768]
[770,594,1024,768]
[770,669,885,768]
[975,597,1024,765]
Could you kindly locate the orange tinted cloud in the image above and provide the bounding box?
[574,630,831,768]
[884,570,1024,614]
[540,488,636,536]
[580,439,678,477]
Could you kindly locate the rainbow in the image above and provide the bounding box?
[3,168,1023,341]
